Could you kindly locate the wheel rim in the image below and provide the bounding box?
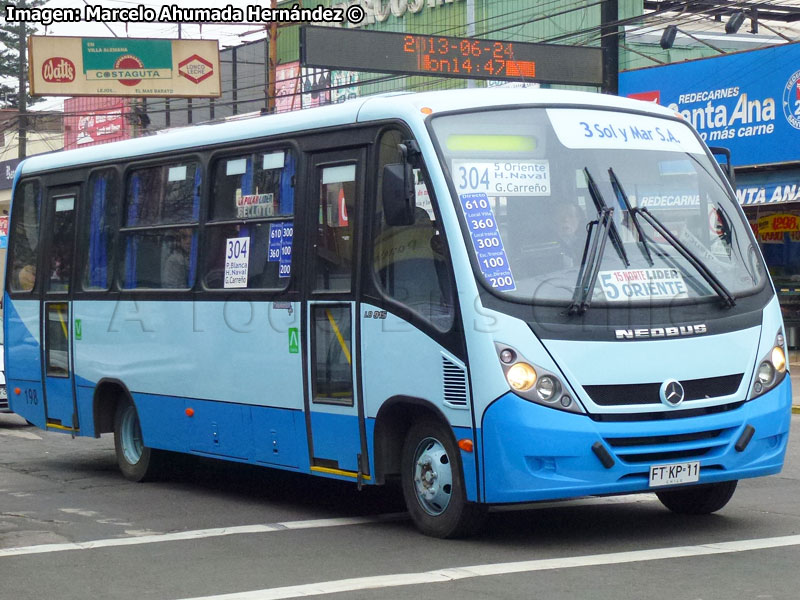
[120,405,144,465]
[412,436,453,516]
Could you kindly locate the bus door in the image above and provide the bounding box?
[304,149,368,479]
[41,187,78,432]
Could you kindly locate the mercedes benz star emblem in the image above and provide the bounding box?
[659,379,685,407]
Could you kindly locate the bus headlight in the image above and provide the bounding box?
[506,362,537,392]
[750,330,788,400]
[771,346,786,374]
[495,343,584,414]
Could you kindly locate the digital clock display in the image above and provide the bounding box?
[301,27,602,86]
[401,35,536,80]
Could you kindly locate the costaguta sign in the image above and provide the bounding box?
[29,36,221,98]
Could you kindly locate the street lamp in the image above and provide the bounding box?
[726,9,794,41]
[725,12,746,34]
[659,24,725,53]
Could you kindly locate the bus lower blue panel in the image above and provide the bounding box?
[310,412,361,473]
[481,378,791,504]
[76,385,96,437]
[251,408,304,469]
[134,393,306,469]
[134,393,190,453]
[7,379,46,429]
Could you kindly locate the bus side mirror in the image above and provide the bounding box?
[709,146,736,190]
[382,162,415,226]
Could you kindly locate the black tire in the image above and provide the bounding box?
[656,480,738,515]
[113,398,166,482]
[400,419,486,538]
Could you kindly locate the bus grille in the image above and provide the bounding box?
[442,356,469,409]
[584,374,743,407]
[603,427,737,464]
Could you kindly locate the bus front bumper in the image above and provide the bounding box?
[479,376,791,504]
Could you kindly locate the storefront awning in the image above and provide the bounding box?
[736,170,800,206]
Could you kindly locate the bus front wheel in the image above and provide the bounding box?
[656,480,738,515]
[113,399,164,482]
[400,420,485,538]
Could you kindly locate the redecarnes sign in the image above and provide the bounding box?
[29,36,221,98]
[619,42,800,167]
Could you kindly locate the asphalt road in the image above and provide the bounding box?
[2,410,800,600]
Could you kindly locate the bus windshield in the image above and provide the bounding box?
[431,106,765,306]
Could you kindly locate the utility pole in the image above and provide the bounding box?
[17,18,27,159]
[600,0,619,94]
[267,0,278,113]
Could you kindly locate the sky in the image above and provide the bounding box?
[8,0,290,110]
[22,0,278,46]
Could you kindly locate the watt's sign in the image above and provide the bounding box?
[619,42,800,168]
[29,36,221,98]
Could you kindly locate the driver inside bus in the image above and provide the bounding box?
[556,202,585,267]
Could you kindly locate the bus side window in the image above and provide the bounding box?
[82,170,119,291]
[372,129,455,331]
[120,162,201,290]
[8,180,42,293]
[204,149,296,290]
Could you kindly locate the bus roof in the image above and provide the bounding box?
[20,88,676,176]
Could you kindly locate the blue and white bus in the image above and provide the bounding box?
[4,89,791,537]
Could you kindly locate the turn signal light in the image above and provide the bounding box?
[458,439,474,453]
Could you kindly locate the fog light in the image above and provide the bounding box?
[757,361,775,385]
[506,362,537,392]
[560,395,573,408]
[536,375,557,401]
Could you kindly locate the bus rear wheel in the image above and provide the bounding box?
[113,398,165,482]
[656,480,738,515]
[400,420,485,538]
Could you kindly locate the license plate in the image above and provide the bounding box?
[648,461,700,488]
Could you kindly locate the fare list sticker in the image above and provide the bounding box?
[268,221,294,278]
[459,192,515,291]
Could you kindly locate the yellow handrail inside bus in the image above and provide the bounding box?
[325,308,351,366]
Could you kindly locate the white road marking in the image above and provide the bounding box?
[0,429,42,440]
[0,513,406,558]
[174,534,800,600]
[0,494,664,559]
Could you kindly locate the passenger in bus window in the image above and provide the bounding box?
[162,230,192,288]
[15,263,36,291]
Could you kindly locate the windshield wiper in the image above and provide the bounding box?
[634,207,736,308]
[608,167,654,267]
[568,169,629,315]
[569,206,615,315]
[585,168,629,268]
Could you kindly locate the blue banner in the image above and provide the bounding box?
[619,42,800,168]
